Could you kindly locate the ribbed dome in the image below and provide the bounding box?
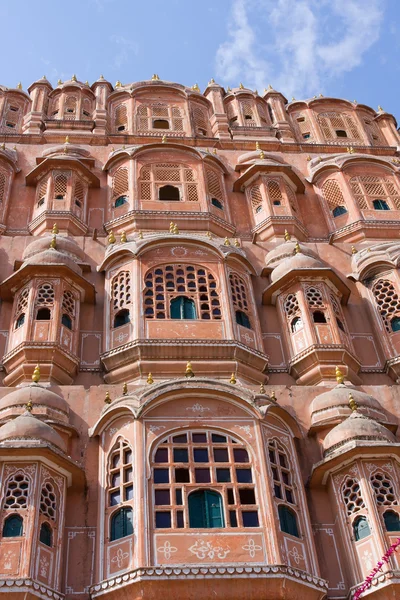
[271,252,325,283]
[323,411,396,456]
[265,240,319,268]
[23,235,85,262]
[22,248,81,274]
[0,385,69,415]
[0,412,66,452]
[311,384,386,427]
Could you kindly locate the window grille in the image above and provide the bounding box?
[53,172,69,198]
[39,522,52,547]
[139,164,198,202]
[40,481,57,520]
[81,97,92,120]
[266,180,283,205]
[62,290,75,318]
[341,477,365,515]
[206,168,224,209]
[349,176,400,210]
[0,169,6,204]
[318,113,361,142]
[322,179,347,211]
[294,113,312,141]
[152,430,259,529]
[372,279,400,334]
[283,294,300,320]
[74,179,85,206]
[370,472,397,506]
[3,473,30,509]
[250,185,263,213]
[111,271,131,316]
[240,100,256,125]
[64,96,77,120]
[36,283,55,307]
[108,438,133,508]
[1,101,22,131]
[115,103,128,132]
[112,167,129,205]
[306,286,324,308]
[16,287,29,316]
[192,104,209,135]
[2,514,23,537]
[229,273,251,327]
[267,439,296,505]
[136,103,184,132]
[144,264,220,320]
[364,118,384,145]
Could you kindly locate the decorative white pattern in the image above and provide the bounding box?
[157,540,178,560]
[40,556,49,578]
[236,425,253,438]
[361,550,374,571]
[188,540,230,560]
[288,546,305,565]
[186,403,211,414]
[149,425,166,433]
[242,538,262,558]
[111,548,129,569]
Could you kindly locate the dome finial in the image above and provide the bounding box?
[104,391,111,405]
[348,392,358,412]
[25,399,33,413]
[52,223,59,235]
[259,382,265,394]
[71,74,77,82]
[17,82,22,90]
[239,82,244,89]
[191,83,200,92]
[161,134,167,143]
[120,231,127,243]
[270,390,276,402]
[32,364,41,383]
[172,223,179,234]
[108,231,116,245]
[151,74,160,81]
[335,366,344,385]
[147,372,154,384]
[259,149,265,159]
[208,77,215,85]
[284,229,291,242]
[230,372,237,384]
[351,245,357,255]
[294,241,301,254]
[185,361,194,378]
[224,237,231,246]
[49,235,57,249]
[122,382,128,395]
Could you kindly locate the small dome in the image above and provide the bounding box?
[23,235,85,262]
[22,248,81,274]
[0,385,69,415]
[311,384,386,427]
[271,252,325,283]
[265,240,319,268]
[323,411,396,456]
[0,412,67,452]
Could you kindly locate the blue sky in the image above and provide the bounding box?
[1,0,399,117]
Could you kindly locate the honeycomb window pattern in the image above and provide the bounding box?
[283,293,300,320]
[152,430,259,530]
[111,271,131,315]
[267,439,296,506]
[0,169,6,204]
[306,286,325,308]
[318,112,362,142]
[370,472,398,506]
[136,103,184,132]
[144,264,221,320]
[3,473,30,509]
[36,283,55,307]
[62,290,76,318]
[349,176,400,211]
[16,287,29,316]
[108,438,133,507]
[341,478,365,516]
[139,163,198,202]
[40,481,57,520]
[372,279,400,333]
[322,179,347,210]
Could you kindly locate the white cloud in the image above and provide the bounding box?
[215,0,384,98]
[110,35,139,70]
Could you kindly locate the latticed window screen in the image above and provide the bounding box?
[249,185,263,213]
[37,177,49,205]
[372,279,400,333]
[342,478,365,515]
[229,273,251,323]
[318,113,362,141]
[152,429,259,529]
[293,113,312,140]
[112,167,129,203]
[36,283,55,307]
[267,439,296,505]
[144,264,221,320]
[240,100,256,125]
[370,472,398,506]
[111,271,132,315]
[108,438,133,507]
[74,179,85,206]
[136,103,184,132]
[0,169,6,204]
[283,294,300,320]
[3,473,30,509]
[306,286,325,308]
[206,168,224,208]
[16,287,29,316]
[40,481,57,520]
[115,104,128,132]
[322,179,347,210]
[363,119,383,145]
[1,101,23,131]
[64,96,77,120]
[139,164,198,202]
[266,180,283,205]
[62,290,75,318]
[191,104,209,135]
[53,172,69,198]
[349,176,400,210]
[81,98,92,119]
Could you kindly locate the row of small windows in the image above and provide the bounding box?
[15,309,73,330]
[2,515,53,547]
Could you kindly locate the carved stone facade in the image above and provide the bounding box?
[0,75,399,599]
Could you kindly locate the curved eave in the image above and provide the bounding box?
[262,268,351,305]
[309,155,399,184]
[3,88,31,101]
[0,150,20,173]
[233,162,305,193]
[91,79,113,92]
[26,157,100,187]
[309,441,400,487]
[28,80,53,93]
[0,263,95,303]
[307,97,356,110]
[349,258,396,282]
[90,404,138,437]
[260,402,302,438]
[263,90,288,103]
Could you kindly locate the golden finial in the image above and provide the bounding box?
[346,146,355,154]
[306,155,312,161]
[284,229,291,242]
[206,231,212,239]
[259,382,265,394]
[185,361,194,378]
[351,245,357,255]
[291,96,296,101]
[224,237,231,246]
[161,135,167,143]
[212,148,217,154]
[353,100,357,104]
[57,79,62,85]
[108,231,116,245]
[13,145,16,151]
[120,231,127,243]
[191,83,200,92]
[49,235,56,249]
[313,95,317,99]
[239,82,244,89]
[230,372,237,384]
[319,93,323,98]
[227,86,231,92]
[52,223,59,235]
[42,75,47,80]
[17,82,22,90]
[147,372,154,384]
[104,391,111,405]
[172,224,179,234]
[378,105,383,112]
[25,399,33,413]
[122,382,128,395]
[169,221,175,233]
[335,366,344,385]
[151,74,160,81]
[71,74,77,82]
[270,390,276,402]
[65,135,70,144]
[206,148,210,154]
[138,231,143,239]
[122,145,126,149]
[267,84,273,91]
[85,80,89,86]
[255,141,260,150]
[208,78,215,85]
[259,150,265,159]
[294,241,301,254]
[234,239,240,247]
[0,143,5,150]
[115,80,122,88]
[99,74,105,80]
[348,392,358,412]
[32,364,40,383]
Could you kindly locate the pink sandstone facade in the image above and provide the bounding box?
[0,74,399,599]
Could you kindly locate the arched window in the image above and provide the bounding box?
[108,438,133,507]
[206,168,225,211]
[284,294,301,334]
[372,279,400,334]
[373,199,390,211]
[113,309,130,328]
[15,313,25,329]
[235,310,251,329]
[370,472,397,506]
[39,522,52,547]
[332,205,347,217]
[249,185,263,214]
[341,478,365,515]
[36,307,51,321]
[353,516,371,541]
[115,104,128,132]
[188,490,224,528]
[229,273,252,330]
[35,283,55,315]
[170,296,197,319]
[350,176,400,211]
[112,167,129,209]
[153,119,169,129]
[312,310,327,324]
[267,439,295,505]
[3,473,30,509]
[391,317,400,332]
[322,179,347,217]
[383,510,400,532]
[115,195,128,208]
[291,316,303,333]
[40,481,57,520]
[191,104,209,136]
[53,172,68,200]
[152,430,259,529]
[144,264,220,320]
[110,507,133,541]
[278,505,299,538]
[2,514,23,538]
[159,185,180,201]
[62,290,75,328]
[61,314,72,329]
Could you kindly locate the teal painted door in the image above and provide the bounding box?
[189,490,224,528]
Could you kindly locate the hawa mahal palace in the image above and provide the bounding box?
[0,73,399,599]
